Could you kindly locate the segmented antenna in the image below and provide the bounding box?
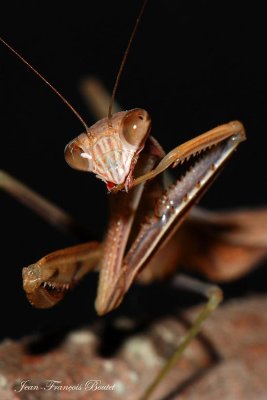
[108,0,149,126]
[0,36,90,132]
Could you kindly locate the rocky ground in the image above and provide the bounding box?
[0,294,266,400]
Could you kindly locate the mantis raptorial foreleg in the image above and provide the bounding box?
[23,241,101,308]
[116,120,245,191]
[83,78,267,284]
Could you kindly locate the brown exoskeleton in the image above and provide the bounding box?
[1,2,267,399]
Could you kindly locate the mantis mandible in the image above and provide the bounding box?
[1,2,267,399]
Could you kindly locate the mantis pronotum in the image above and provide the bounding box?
[1,1,267,399]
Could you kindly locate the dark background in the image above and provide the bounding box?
[0,1,266,340]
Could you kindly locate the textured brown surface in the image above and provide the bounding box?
[0,295,266,400]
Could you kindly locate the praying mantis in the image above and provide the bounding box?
[1,1,267,399]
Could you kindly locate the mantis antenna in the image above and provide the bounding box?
[0,0,148,131]
[107,0,149,126]
[0,36,90,132]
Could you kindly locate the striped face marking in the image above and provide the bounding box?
[64,109,151,191]
[92,136,135,185]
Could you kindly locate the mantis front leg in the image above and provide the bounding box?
[120,120,245,189]
[23,241,101,308]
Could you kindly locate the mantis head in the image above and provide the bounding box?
[64,109,151,191]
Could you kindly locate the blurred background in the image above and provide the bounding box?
[0,0,266,340]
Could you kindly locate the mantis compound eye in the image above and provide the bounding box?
[121,108,151,147]
[64,133,92,172]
